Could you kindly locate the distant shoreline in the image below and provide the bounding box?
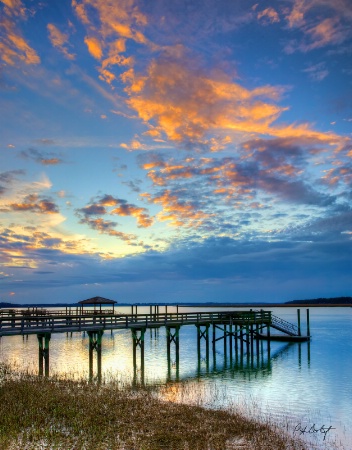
[1,296,351,309]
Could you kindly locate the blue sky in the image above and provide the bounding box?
[0,0,351,304]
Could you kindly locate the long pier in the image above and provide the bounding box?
[0,307,310,380]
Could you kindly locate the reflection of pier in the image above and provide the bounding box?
[0,307,310,379]
[175,341,307,384]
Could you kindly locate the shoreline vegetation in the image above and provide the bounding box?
[0,296,351,309]
[0,365,309,450]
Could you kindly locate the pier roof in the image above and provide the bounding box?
[78,296,117,305]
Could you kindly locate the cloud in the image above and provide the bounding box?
[123,55,287,147]
[0,169,26,196]
[0,0,26,18]
[300,18,349,52]
[71,0,349,156]
[78,217,137,242]
[257,8,280,25]
[77,194,154,228]
[139,133,343,212]
[143,189,210,228]
[35,138,56,146]
[73,0,148,85]
[303,62,329,81]
[0,17,40,66]
[1,229,350,303]
[284,1,351,53]
[2,193,60,214]
[0,227,93,269]
[47,23,75,60]
[20,148,64,165]
[84,36,103,60]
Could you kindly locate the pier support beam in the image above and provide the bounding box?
[166,325,180,380]
[196,324,210,370]
[37,332,51,377]
[131,328,145,385]
[297,309,301,336]
[87,330,103,382]
[306,309,310,337]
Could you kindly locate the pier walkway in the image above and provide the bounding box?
[0,307,310,379]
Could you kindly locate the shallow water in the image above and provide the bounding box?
[1,305,351,448]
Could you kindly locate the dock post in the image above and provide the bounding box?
[229,323,233,363]
[131,328,145,384]
[132,331,137,380]
[205,324,209,362]
[166,326,180,380]
[306,309,310,337]
[212,323,216,355]
[140,328,145,380]
[89,335,94,381]
[246,324,250,354]
[166,327,171,378]
[97,330,103,383]
[250,323,254,354]
[234,324,238,351]
[235,325,238,362]
[256,323,259,355]
[88,330,104,382]
[223,324,227,357]
[298,342,302,368]
[37,333,51,377]
[297,309,301,336]
[267,319,271,360]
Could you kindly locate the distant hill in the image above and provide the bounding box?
[285,297,352,305]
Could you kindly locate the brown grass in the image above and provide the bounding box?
[0,364,307,449]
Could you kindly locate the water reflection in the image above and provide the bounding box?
[81,325,311,388]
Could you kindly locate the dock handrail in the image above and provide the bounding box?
[0,309,273,336]
[270,313,299,336]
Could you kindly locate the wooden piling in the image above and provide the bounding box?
[297,309,301,336]
[306,309,310,337]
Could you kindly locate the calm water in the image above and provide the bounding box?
[1,306,351,448]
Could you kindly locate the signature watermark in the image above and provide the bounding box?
[294,423,336,441]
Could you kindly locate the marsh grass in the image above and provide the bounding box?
[0,363,312,449]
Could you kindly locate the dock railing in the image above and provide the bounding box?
[0,310,272,336]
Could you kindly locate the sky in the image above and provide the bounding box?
[0,0,351,305]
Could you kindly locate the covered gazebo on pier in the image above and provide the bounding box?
[78,296,117,314]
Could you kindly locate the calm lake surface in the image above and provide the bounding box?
[1,306,351,448]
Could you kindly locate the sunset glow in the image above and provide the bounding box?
[0,0,351,303]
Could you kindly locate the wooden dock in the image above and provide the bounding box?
[0,307,310,380]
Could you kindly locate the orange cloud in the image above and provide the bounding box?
[144,190,209,228]
[47,24,75,60]
[286,0,306,28]
[5,194,59,214]
[78,194,154,228]
[0,228,98,268]
[1,0,25,17]
[257,8,280,25]
[84,36,103,60]
[74,0,149,84]
[110,204,153,228]
[0,18,40,66]
[124,58,287,146]
[285,1,351,52]
[304,18,347,50]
